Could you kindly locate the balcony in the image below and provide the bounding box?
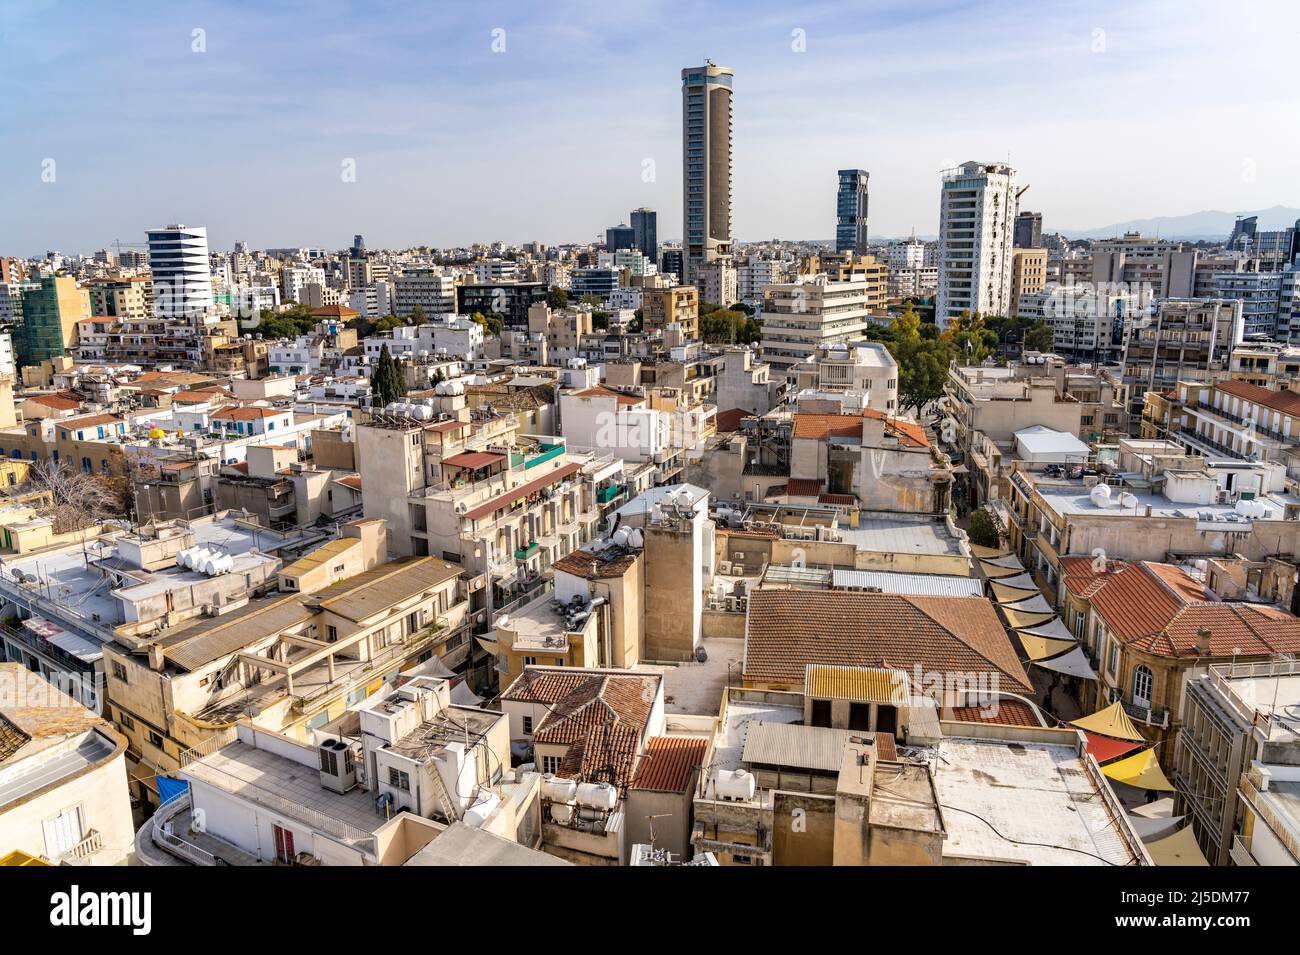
[514,541,539,561]
[1229,835,1258,867]
[53,829,103,865]
[596,483,624,505]
[1120,697,1171,729]
[1177,427,1246,461]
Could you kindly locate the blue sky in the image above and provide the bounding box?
[1,0,1296,255]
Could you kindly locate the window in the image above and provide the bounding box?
[388,767,411,791]
[117,712,135,731]
[111,661,128,683]
[1107,639,1119,677]
[522,716,533,735]
[42,806,84,859]
[523,656,537,667]
[326,625,338,642]
[148,730,164,748]
[1133,665,1154,707]
[541,755,563,774]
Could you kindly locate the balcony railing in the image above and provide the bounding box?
[1229,835,1258,867]
[1120,697,1170,729]
[54,829,102,864]
[514,541,539,561]
[1177,427,1246,460]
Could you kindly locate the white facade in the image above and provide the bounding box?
[394,271,456,318]
[281,266,326,305]
[936,162,1017,328]
[147,224,215,319]
[760,276,877,374]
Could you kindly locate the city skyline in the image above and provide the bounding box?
[3,0,1298,256]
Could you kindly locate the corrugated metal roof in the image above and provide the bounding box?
[805,664,907,704]
[742,721,859,773]
[832,569,983,597]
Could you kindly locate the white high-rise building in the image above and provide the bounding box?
[146,224,214,319]
[936,162,1017,328]
[682,62,733,283]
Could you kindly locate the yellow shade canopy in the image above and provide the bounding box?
[1102,747,1175,792]
[970,544,1011,560]
[1017,632,1078,662]
[980,562,1028,580]
[1001,607,1058,630]
[1145,825,1209,866]
[992,581,1039,604]
[1071,700,1146,743]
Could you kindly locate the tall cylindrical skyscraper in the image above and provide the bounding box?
[681,62,732,284]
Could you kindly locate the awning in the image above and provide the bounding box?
[1127,811,1184,842]
[451,682,483,707]
[1082,731,1144,765]
[991,581,1039,603]
[1017,618,1077,642]
[969,544,1011,560]
[1002,593,1053,614]
[1071,701,1146,743]
[1031,646,1098,680]
[443,451,506,469]
[476,637,501,655]
[1102,748,1175,792]
[981,554,1026,570]
[980,564,1026,580]
[990,572,1037,591]
[1017,631,1078,662]
[157,776,190,805]
[1145,825,1209,866]
[1001,607,1057,630]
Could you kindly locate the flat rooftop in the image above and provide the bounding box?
[1033,481,1290,522]
[929,734,1142,866]
[711,695,803,776]
[837,513,964,556]
[183,740,385,846]
[498,592,575,651]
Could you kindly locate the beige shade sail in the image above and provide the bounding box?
[1102,747,1175,792]
[1071,700,1146,743]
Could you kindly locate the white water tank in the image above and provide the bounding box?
[627,528,644,549]
[1089,483,1112,508]
[463,792,500,829]
[1118,491,1139,509]
[716,769,755,801]
[1236,498,1268,519]
[613,527,631,548]
[540,774,577,803]
[549,803,575,825]
[576,781,618,810]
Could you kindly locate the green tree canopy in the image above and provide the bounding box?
[967,508,1000,549]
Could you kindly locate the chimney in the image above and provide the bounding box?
[1195,627,1212,656]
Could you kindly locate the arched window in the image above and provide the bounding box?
[1132,665,1154,707]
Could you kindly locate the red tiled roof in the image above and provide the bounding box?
[334,475,362,490]
[744,590,1031,692]
[25,395,80,411]
[792,413,863,441]
[60,414,121,429]
[632,736,708,792]
[213,405,287,420]
[1090,561,1300,658]
[786,478,824,497]
[1060,555,1126,597]
[862,408,930,448]
[818,493,856,506]
[714,407,752,433]
[463,462,582,521]
[571,386,643,407]
[1215,379,1300,418]
[309,304,360,319]
[950,698,1043,728]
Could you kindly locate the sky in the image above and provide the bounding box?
[2,0,1298,255]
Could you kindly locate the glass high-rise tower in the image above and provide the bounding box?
[835,169,869,253]
[681,62,733,283]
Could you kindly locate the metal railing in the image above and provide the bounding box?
[150,795,219,866]
[1120,697,1171,729]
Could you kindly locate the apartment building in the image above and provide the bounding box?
[0,664,135,866]
[760,276,879,376]
[1010,248,1048,306]
[1119,298,1243,421]
[713,347,783,418]
[17,275,89,367]
[1166,378,1300,464]
[1175,659,1300,866]
[357,405,607,608]
[936,161,1017,328]
[681,62,734,282]
[641,285,699,337]
[788,340,899,414]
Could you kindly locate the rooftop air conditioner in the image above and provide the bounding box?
[318,739,357,794]
[717,561,732,575]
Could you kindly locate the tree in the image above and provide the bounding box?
[374,314,405,333]
[372,344,406,406]
[699,308,748,343]
[967,507,1000,549]
[1023,321,1055,353]
[408,304,426,326]
[894,338,951,416]
[30,459,127,535]
[546,287,569,309]
[470,311,504,337]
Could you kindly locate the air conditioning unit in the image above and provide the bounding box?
[733,552,746,561]
[318,739,357,794]
[718,561,732,575]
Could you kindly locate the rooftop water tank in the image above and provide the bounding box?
[715,769,755,801]
[575,781,618,811]
[1089,483,1112,508]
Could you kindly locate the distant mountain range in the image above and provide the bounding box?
[1059,205,1300,241]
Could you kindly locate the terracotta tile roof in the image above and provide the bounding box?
[1216,379,1300,418]
[24,395,80,411]
[571,386,643,407]
[744,590,1031,692]
[442,451,505,469]
[631,736,707,792]
[862,408,930,448]
[505,669,660,789]
[818,493,856,506]
[1090,561,1300,658]
[792,413,863,441]
[552,549,639,579]
[950,698,1043,727]
[60,413,121,429]
[1060,555,1126,598]
[334,475,362,490]
[213,405,287,420]
[714,407,752,433]
[786,478,824,497]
